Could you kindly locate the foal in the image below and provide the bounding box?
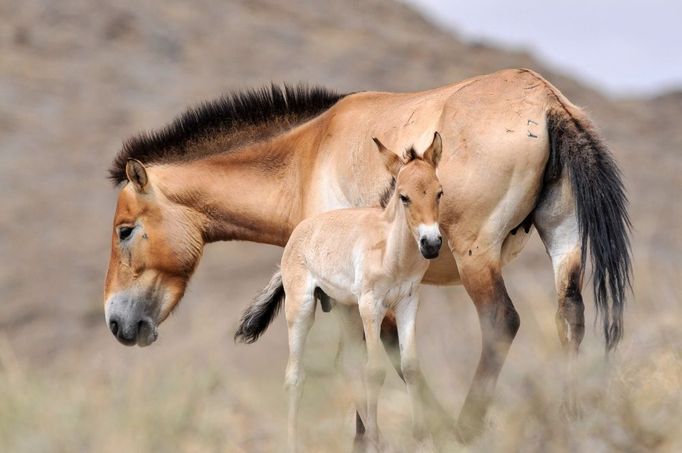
[272,133,443,450]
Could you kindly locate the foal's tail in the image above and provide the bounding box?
[234,270,285,344]
[546,108,632,351]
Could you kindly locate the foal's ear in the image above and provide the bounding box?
[423,132,443,168]
[125,159,149,193]
[373,137,402,176]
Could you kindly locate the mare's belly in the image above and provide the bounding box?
[421,243,461,286]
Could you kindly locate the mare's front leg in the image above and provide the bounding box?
[358,291,387,451]
[454,250,520,442]
[284,277,316,453]
[394,293,429,445]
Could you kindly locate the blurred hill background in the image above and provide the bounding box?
[0,0,680,451]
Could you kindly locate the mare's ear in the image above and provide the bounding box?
[372,137,402,176]
[125,159,149,193]
[422,131,443,168]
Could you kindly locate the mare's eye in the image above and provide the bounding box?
[399,194,410,204]
[437,190,444,200]
[118,226,134,241]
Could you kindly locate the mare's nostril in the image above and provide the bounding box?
[109,320,119,336]
[420,237,427,246]
[107,315,138,346]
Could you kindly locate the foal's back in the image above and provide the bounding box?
[282,207,387,304]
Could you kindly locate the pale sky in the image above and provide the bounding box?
[406,0,682,97]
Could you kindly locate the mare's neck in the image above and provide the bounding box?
[382,196,424,274]
[153,128,319,246]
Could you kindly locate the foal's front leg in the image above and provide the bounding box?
[358,291,387,450]
[394,294,428,444]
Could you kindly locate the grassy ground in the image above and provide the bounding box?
[1,3,680,450]
[1,243,680,452]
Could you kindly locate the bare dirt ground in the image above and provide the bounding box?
[1,0,680,451]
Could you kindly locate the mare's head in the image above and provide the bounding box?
[102,84,347,347]
[103,160,204,346]
[373,132,444,259]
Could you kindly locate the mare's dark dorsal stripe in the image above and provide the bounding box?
[109,84,346,185]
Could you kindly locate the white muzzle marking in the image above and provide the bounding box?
[417,223,441,243]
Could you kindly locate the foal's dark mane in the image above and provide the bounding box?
[379,177,396,209]
[378,147,418,208]
[109,84,346,184]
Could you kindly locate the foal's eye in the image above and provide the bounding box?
[437,190,444,200]
[118,226,134,241]
[399,194,410,204]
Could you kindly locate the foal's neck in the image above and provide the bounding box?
[382,197,423,274]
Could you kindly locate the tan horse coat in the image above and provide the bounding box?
[275,138,442,451]
[104,69,631,442]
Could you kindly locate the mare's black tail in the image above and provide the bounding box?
[546,109,632,351]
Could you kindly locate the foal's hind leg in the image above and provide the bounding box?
[333,304,369,451]
[283,274,316,453]
[535,179,585,418]
[358,291,387,450]
[380,315,455,440]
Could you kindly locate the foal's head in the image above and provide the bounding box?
[103,160,203,346]
[373,132,444,259]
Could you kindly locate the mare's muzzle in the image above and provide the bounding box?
[105,295,158,347]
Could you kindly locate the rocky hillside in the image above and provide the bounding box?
[0,0,679,361]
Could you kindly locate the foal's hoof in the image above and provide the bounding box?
[559,397,583,421]
[454,419,485,445]
[414,436,436,453]
[351,435,381,453]
[353,435,392,453]
[352,436,366,453]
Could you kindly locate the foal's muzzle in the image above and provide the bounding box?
[418,223,442,259]
[419,236,442,259]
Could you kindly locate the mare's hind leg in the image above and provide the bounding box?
[535,178,585,418]
[283,273,316,453]
[333,304,369,452]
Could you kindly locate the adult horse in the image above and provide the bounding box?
[103,69,630,441]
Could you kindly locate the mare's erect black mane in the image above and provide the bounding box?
[109,84,346,184]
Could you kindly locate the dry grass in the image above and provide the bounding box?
[1,255,680,453]
[1,1,680,452]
